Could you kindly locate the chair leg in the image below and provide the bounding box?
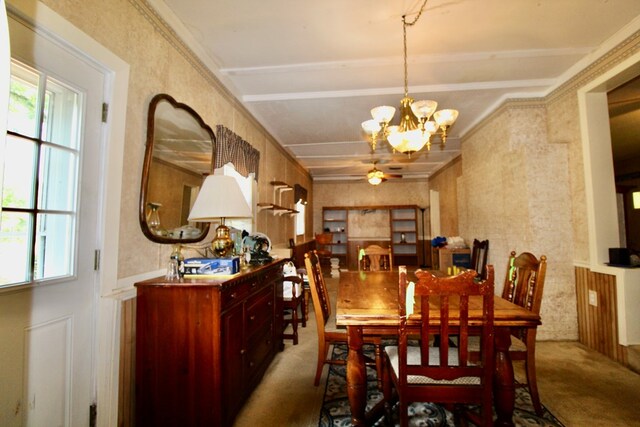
[314,340,328,386]
[382,355,393,424]
[399,396,408,427]
[291,304,299,345]
[525,334,543,415]
[374,343,383,390]
[301,291,308,327]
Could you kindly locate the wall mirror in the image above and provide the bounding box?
[139,93,215,244]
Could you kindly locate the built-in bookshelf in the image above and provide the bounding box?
[322,208,348,267]
[390,207,418,266]
[322,205,419,269]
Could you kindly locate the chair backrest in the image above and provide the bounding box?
[470,239,489,278]
[304,250,331,327]
[397,265,495,388]
[357,244,393,271]
[502,251,547,315]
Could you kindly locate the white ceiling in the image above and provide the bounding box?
[154,0,640,183]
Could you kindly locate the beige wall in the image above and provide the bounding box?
[428,156,462,237]
[457,101,575,340]
[33,0,312,278]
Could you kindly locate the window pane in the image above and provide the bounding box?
[39,145,78,211]
[2,133,36,208]
[296,201,305,236]
[0,211,33,285]
[34,213,75,281]
[8,61,41,138]
[42,77,81,149]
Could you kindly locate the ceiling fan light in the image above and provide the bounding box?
[367,168,384,185]
[371,105,396,124]
[434,109,459,127]
[368,176,383,185]
[411,99,438,119]
[361,119,381,135]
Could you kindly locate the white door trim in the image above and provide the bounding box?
[6,1,130,425]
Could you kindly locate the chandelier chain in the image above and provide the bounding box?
[402,0,429,97]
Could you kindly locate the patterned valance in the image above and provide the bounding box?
[214,125,260,179]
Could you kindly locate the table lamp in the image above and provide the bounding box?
[188,174,252,257]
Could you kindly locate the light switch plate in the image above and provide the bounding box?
[588,290,598,306]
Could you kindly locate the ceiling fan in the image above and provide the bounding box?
[366,161,402,186]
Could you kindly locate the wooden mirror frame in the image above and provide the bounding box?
[139,93,215,244]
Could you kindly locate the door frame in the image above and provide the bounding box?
[5,1,130,425]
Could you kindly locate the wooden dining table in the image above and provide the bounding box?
[335,270,541,427]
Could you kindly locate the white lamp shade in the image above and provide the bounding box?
[361,119,382,135]
[188,174,252,222]
[434,109,459,127]
[410,99,438,119]
[371,105,396,124]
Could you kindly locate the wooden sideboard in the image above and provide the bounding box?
[135,259,286,427]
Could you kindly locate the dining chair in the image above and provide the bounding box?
[470,239,489,278]
[383,265,495,427]
[304,250,383,387]
[282,268,306,345]
[314,232,333,272]
[502,250,547,415]
[357,244,393,271]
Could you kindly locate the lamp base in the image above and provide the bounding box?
[212,224,234,257]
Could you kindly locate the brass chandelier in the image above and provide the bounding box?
[361,0,458,156]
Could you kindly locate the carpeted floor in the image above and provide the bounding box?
[319,344,564,427]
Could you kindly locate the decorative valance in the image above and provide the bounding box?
[214,125,260,179]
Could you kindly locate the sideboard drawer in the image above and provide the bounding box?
[245,284,274,336]
[246,320,274,381]
[221,281,251,307]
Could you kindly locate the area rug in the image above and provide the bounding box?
[319,344,565,427]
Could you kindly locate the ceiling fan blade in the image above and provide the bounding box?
[384,174,403,179]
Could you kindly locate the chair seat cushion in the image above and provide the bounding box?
[283,280,302,298]
[385,346,480,385]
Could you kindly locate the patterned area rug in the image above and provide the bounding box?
[319,344,565,427]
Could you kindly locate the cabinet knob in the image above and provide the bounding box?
[267,301,272,306]
[230,292,237,299]
[249,315,256,321]
[240,349,246,355]
[249,361,254,368]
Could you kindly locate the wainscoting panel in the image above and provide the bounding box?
[118,297,136,427]
[24,317,72,426]
[575,266,628,365]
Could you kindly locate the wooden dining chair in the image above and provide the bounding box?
[502,250,547,416]
[383,265,495,427]
[282,270,305,345]
[304,250,383,387]
[470,239,489,278]
[315,232,333,272]
[357,244,393,271]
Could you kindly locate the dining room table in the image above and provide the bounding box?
[335,269,541,427]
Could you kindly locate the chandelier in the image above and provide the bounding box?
[361,0,458,156]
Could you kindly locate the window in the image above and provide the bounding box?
[0,60,82,287]
[295,200,305,236]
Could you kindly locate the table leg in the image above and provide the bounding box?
[346,325,367,426]
[493,328,515,427]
